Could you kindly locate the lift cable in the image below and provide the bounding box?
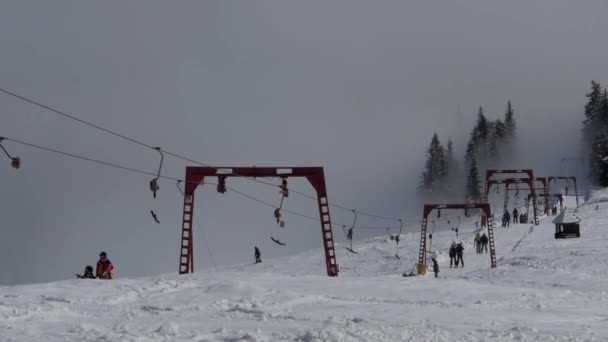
[0,88,415,224]
[1,136,411,230]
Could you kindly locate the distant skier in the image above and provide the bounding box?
[431,256,439,278]
[96,251,114,279]
[480,233,489,253]
[474,233,481,254]
[455,241,465,267]
[76,265,95,279]
[565,186,569,196]
[254,246,262,263]
[512,208,519,224]
[449,241,457,268]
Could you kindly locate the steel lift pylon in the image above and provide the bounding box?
[178,166,339,277]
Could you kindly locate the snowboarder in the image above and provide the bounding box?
[474,233,481,254]
[76,265,95,279]
[512,208,519,224]
[455,241,464,267]
[449,241,457,268]
[254,246,262,263]
[431,256,439,278]
[96,251,114,279]
[480,233,489,253]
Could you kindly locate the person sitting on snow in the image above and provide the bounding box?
[96,251,114,279]
[76,265,95,279]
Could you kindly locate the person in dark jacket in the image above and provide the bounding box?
[455,242,465,267]
[254,246,262,263]
[512,208,519,224]
[96,251,114,279]
[480,233,489,253]
[77,265,95,279]
[449,242,457,268]
[431,256,439,278]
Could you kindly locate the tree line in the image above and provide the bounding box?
[583,81,608,186]
[417,102,517,202]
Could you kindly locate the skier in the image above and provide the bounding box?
[501,211,509,228]
[474,233,481,254]
[96,251,114,279]
[505,211,511,228]
[480,233,489,253]
[449,241,457,268]
[431,256,439,278]
[512,208,519,224]
[254,246,262,263]
[76,265,95,279]
[455,241,465,267]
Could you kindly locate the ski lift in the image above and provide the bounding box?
[451,216,461,240]
[271,178,287,246]
[150,210,160,223]
[428,221,436,256]
[217,175,227,194]
[394,219,403,259]
[343,210,358,254]
[0,138,20,169]
[149,147,164,198]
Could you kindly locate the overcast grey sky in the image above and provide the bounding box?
[1,1,607,285]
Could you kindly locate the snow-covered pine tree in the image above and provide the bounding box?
[465,155,482,202]
[504,101,516,141]
[583,81,608,185]
[418,133,448,200]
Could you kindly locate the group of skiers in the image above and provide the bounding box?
[76,251,114,280]
[430,230,492,278]
[501,208,528,227]
[473,232,489,254]
[448,240,465,268]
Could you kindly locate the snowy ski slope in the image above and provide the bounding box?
[1,193,607,341]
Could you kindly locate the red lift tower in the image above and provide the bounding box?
[418,203,496,275]
[178,166,339,277]
[484,170,540,225]
[547,176,579,208]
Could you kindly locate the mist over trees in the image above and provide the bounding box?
[418,102,518,202]
[582,81,608,186]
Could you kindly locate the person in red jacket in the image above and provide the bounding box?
[96,251,114,279]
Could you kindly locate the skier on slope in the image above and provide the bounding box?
[96,251,114,279]
[76,265,95,279]
[474,233,481,254]
[449,241,457,268]
[480,233,489,253]
[513,208,519,224]
[455,241,465,267]
[254,246,262,263]
[431,256,439,278]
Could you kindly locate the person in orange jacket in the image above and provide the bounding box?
[96,251,114,279]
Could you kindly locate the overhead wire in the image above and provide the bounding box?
[0,87,413,224]
[1,136,407,230]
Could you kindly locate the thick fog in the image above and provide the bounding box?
[1,1,607,285]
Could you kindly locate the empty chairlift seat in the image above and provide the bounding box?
[552,209,581,239]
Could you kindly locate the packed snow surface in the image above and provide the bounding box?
[2,194,607,341]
